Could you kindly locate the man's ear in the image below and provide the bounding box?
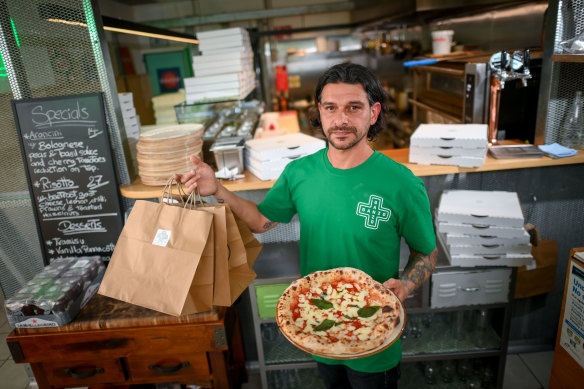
[370,102,382,125]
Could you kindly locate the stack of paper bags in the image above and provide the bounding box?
[436,190,534,267]
[185,27,256,104]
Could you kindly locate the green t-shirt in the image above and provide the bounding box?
[257,148,436,373]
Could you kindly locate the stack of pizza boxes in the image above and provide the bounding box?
[409,124,488,168]
[185,27,256,104]
[436,190,534,267]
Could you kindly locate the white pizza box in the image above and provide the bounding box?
[409,145,487,158]
[193,56,253,71]
[192,51,253,67]
[437,232,534,268]
[445,232,531,246]
[196,27,249,40]
[410,123,488,148]
[408,151,486,168]
[121,106,137,119]
[438,221,528,239]
[184,71,254,87]
[124,120,141,140]
[449,253,534,267]
[449,243,532,256]
[185,79,251,94]
[437,190,525,228]
[198,35,251,52]
[118,92,134,109]
[194,61,254,77]
[245,133,326,162]
[185,82,255,105]
[244,153,291,181]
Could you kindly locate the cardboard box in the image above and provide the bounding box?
[437,190,525,228]
[410,123,488,148]
[514,239,558,299]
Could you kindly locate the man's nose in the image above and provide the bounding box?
[333,111,349,125]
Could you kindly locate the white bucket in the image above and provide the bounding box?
[431,30,454,55]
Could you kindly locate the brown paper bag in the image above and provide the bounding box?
[221,206,260,305]
[98,199,215,316]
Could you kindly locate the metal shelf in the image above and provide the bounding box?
[551,54,584,62]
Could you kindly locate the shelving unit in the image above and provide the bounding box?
[247,248,516,389]
[535,0,584,145]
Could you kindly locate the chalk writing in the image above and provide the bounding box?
[13,93,124,263]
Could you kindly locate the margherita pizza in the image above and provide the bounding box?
[276,267,403,357]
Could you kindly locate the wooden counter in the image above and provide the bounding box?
[6,294,246,389]
[119,148,584,199]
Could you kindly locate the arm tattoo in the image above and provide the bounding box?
[262,220,276,231]
[400,248,438,293]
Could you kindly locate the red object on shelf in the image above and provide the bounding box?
[275,65,289,92]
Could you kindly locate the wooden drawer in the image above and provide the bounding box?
[43,358,126,387]
[125,353,211,384]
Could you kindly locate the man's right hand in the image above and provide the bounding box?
[174,156,219,196]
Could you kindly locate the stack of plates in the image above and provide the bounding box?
[136,124,204,186]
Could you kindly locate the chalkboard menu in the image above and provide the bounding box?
[13,93,124,265]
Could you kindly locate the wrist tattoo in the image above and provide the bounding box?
[262,220,276,231]
[400,249,438,292]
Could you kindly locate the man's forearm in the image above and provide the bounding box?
[214,183,277,233]
[400,247,438,294]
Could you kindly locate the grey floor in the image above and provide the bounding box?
[0,287,554,389]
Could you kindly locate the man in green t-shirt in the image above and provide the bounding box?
[177,62,437,389]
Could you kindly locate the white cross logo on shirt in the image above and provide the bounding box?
[356,195,391,229]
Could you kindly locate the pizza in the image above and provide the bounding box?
[276,267,402,356]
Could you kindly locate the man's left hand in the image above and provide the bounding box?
[383,278,411,303]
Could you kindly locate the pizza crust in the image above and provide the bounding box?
[276,267,402,356]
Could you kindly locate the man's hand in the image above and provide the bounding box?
[383,247,438,302]
[383,278,411,303]
[174,156,219,197]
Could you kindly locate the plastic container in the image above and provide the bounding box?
[562,90,584,149]
[431,30,454,55]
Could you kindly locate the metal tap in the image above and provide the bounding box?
[489,49,533,89]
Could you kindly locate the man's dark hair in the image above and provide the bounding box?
[309,62,388,140]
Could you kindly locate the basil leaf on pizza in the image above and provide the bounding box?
[357,306,380,318]
[314,319,336,331]
[311,298,333,310]
[276,267,403,356]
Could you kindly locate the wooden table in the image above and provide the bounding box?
[6,294,246,389]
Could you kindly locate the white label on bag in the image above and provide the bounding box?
[153,229,171,247]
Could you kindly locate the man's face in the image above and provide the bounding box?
[318,82,381,151]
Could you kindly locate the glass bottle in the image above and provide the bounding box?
[562,90,584,149]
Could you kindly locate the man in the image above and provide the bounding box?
[177,62,437,389]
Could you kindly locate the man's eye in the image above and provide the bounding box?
[349,106,360,111]
[325,106,335,111]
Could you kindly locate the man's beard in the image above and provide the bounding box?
[325,125,366,150]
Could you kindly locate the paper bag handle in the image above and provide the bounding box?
[161,176,184,206]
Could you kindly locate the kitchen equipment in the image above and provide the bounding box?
[410,50,542,144]
[209,136,246,174]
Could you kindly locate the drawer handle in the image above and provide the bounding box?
[149,361,190,374]
[459,286,480,292]
[64,367,104,380]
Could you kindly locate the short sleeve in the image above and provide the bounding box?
[399,179,436,255]
[257,169,297,223]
